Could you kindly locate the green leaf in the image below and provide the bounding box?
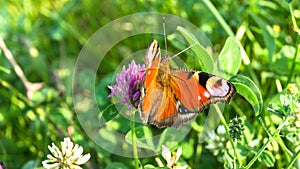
[125,126,155,149]
[143,164,170,169]
[226,141,249,162]
[105,162,128,169]
[44,108,73,134]
[249,12,275,67]
[258,150,275,167]
[285,132,300,143]
[98,104,119,125]
[224,161,233,169]
[176,158,189,168]
[273,45,300,75]
[0,66,10,74]
[135,126,153,138]
[143,164,156,169]
[31,87,59,104]
[98,127,118,152]
[267,103,285,117]
[280,94,290,113]
[177,26,214,73]
[21,160,37,169]
[96,73,113,107]
[237,143,249,160]
[144,164,169,169]
[156,127,191,152]
[230,74,263,116]
[216,37,241,78]
[180,142,194,159]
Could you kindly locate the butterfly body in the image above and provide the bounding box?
[141,39,236,128]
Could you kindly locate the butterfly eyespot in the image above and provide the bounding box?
[204,91,210,98]
[206,77,230,97]
[178,106,188,113]
[216,79,222,85]
[198,96,201,101]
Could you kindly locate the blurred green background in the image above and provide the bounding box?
[0,0,300,168]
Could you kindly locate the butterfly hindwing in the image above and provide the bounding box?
[173,70,236,107]
[166,70,235,128]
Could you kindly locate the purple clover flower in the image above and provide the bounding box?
[108,60,145,109]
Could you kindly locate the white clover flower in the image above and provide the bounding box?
[42,137,91,169]
[161,145,188,169]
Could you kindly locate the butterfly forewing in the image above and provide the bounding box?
[142,40,177,125]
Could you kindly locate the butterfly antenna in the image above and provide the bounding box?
[163,17,168,57]
[170,42,199,60]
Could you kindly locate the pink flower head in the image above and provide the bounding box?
[108,60,145,109]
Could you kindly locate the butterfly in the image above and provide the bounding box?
[140,39,236,128]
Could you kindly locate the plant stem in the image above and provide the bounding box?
[243,116,292,169]
[202,0,235,37]
[286,35,299,85]
[203,0,261,90]
[214,104,229,130]
[234,139,237,169]
[131,110,139,169]
[287,3,300,85]
[243,137,271,169]
[0,35,43,98]
[0,78,34,109]
[289,3,300,34]
[285,148,300,169]
[214,105,241,164]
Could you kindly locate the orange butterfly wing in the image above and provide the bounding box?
[169,70,236,128]
[141,40,178,127]
[141,39,236,128]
